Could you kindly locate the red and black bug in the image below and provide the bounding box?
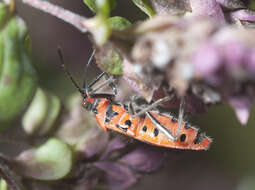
[59,49,212,150]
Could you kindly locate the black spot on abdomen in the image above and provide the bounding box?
[105,104,119,123]
[142,126,147,132]
[125,120,132,127]
[180,134,186,142]
[153,128,159,137]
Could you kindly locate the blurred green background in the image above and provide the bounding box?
[1,0,255,190]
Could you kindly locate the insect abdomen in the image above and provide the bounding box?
[135,112,211,150]
[94,101,211,150]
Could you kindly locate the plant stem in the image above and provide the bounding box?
[0,154,24,190]
[22,0,88,33]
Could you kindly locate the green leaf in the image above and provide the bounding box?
[132,0,156,17]
[25,35,31,53]
[0,1,15,30]
[35,138,72,179]
[16,138,72,180]
[22,88,48,135]
[0,180,8,190]
[0,17,37,124]
[93,16,130,74]
[0,3,9,29]
[109,16,132,31]
[38,92,61,135]
[96,0,110,16]
[22,88,61,136]
[83,0,116,13]
[83,0,97,12]
[95,43,123,75]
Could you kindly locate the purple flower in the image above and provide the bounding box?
[120,145,165,172]
[192,25,255,82]
[228,96,253,125]
[81,127,109,158]
[93,137,165,190]
[193,41,223,76]
[92,140,165,190]
[216,0,247,10]
[246,48,255,73]
[189,0,225,23]
[99,137,127,160]
[223,40,248,68]
[230,9,255,22]
[93,161,137,190]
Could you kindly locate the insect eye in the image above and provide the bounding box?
[180,134,186,142]
[82,100,91,110]
[82,101,87,109]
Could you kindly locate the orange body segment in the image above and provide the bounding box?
[88,97,212,151]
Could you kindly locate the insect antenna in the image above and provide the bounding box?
[82,49,96,89]
[57,47,84,95]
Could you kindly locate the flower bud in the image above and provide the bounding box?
[0,180,8,190]
[84,0,112,45]
[15,138,72,180]
[94,16,131,75]
[0,1,12,29]
[22,88,61,136]
[56,93,108,158]
[0,16,37,123]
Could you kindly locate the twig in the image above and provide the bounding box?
[0,154,24,190]
[22,0,88,33]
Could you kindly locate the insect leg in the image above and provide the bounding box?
[176,96,186,140]
[128,95,147,117]
[88,77,116,95]
[89,93,115,100]
[146,112,176,141]
[87,72,117,95]
[103,73,118,95]
[87,72,107,89]
[82,49,96,89]
[132,96,173,117]
[128,101,136,116]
